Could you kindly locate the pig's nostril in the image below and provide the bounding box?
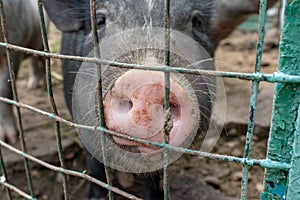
[128,100,133,111]
[163,103,180,118]
[170,103,180,119]
[121,99,133,112]
[112,98,134,114]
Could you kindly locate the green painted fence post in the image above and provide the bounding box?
[261,0,300,199]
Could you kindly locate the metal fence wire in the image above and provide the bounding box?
[0,0,299,199]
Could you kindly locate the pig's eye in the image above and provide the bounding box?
[192,12,205,31]
[97,16,106,27]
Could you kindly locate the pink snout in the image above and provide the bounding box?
[104,70,197,156]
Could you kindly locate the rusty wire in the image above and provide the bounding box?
[0,0,35,198]
[36,0,69,199]
[0,42,300,83]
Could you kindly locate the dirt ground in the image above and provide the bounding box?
[0,21,281,200]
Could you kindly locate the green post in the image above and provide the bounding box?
[261,0,300,199]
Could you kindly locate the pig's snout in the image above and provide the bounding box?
[71,28,218,170]
[104,70,199,155]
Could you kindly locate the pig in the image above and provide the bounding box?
[43,0,215,199]
[0,0,48,143]
[42,0,281,199]
[0,0,279,145]
[210,0,280,45]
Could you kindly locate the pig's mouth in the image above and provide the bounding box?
[103,70,198,158]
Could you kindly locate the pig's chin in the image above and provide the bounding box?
[103,70,199,159]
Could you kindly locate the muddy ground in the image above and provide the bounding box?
[0,21,281,200]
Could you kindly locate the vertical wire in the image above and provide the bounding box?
[36,1,68,199]
[240,0,267,199]
[0,147,11,199]
[163,0,171,199]
[89,0,112,199]
[0,0,34,197]
[0,7,12,200]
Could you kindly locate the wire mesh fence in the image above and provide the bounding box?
[0,0,299,199]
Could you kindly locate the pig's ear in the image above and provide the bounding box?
[43,0,90,32]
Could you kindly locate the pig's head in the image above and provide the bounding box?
[44,0,216,56]
[44,0,223,172]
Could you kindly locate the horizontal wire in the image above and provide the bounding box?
[0,96,291,171]
[0,42,299,83]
